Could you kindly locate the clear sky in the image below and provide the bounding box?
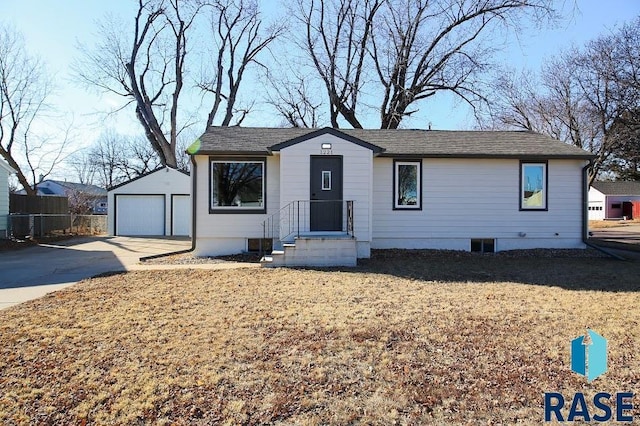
[3,0,640,179]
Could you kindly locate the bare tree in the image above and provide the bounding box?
[85,130,161,188]
[77,0,281,168]
[292,0,554,129]
[0,25,69,194]
[69,150,97,186]
[481,17,640,185]
[265,71,324,127]
[295,0,382,128]
[76,0,203,168]
[199,0,284,127]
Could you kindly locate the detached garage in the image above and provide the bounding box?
[589,181,640,220]
[107,167,191,236]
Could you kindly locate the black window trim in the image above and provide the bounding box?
[209,156,267,214]
[393,159,423,211]
[519,160,548,211]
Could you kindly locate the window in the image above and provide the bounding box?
[611,203,622,209]
[394,160,422,210]
[247,238,272,252]
[322,171,332,190]
[520,162,547,210]
[471,238,495,253]
[210,159,266,213]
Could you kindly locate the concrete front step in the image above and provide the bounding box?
[261,235,357,267]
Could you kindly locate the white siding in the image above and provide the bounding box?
[372,158,588,251]
[279,133,373,257]
[194,134,374,257]
[588,187,605,220]
[107,167,190,236]
[194,155,280,256]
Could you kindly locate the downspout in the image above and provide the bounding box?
[139,156,197,262]
[581,159,625,260]
[582,159,592,245]
[189,154,197,252]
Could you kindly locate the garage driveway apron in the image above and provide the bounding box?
[0,236,190,310]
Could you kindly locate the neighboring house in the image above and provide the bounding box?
[188,127,594,267]
[107,166,191,237]
[588,181,640,220]
[17,180,108,214]
[0,159,17,238]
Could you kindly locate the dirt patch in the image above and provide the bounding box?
[1,252,639,424]
[143,251,261,264]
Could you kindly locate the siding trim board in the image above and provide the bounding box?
[377,153,590,159]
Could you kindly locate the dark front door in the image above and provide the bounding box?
[310,156,343,231]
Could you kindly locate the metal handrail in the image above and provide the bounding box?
[260,200,354,257]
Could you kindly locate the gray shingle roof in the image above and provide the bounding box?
[192,127,595,159]
[50,180,107,196]
[592,181,640,196]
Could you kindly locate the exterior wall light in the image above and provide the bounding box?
[321,143,332,150]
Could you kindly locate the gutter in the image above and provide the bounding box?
[139,156,198,262]
[581,159,626,260]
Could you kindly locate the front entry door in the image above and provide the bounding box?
[310,156,343,231]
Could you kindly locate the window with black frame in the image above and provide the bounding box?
[210,160,265,213]
[394,160,422,210]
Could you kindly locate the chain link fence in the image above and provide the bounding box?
[6,214,107,239]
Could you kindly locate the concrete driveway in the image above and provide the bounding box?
[0,236,190,310]
[590,223,640,244]
[589,223,640,260]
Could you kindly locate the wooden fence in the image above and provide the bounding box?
[10,194,69,214]
[8,214,107,238]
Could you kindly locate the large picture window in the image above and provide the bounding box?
[393,160,422,210]
[210,159,265,213]
[520,161,547,210]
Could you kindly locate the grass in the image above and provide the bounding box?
[589,219,640,229]
[1,250,640,424]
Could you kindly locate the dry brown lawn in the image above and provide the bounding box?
[1,250,640,425]
[589,219,640,229]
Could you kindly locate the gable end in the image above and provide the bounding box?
[269,127,385,154]
[107,166,189,191]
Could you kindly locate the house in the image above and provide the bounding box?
[17,180,108,214]
[107,166,190,237]
[0,159,17,238]
[188,127,595,266]
[588,181,640,220]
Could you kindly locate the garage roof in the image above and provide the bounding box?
[107,166,189,191]
[591,181,640,196]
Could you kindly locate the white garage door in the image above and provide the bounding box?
[116,195,165,236]
[588,202,605,221]
[172,195,191,236]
